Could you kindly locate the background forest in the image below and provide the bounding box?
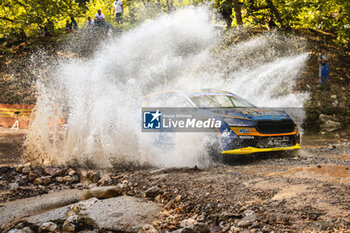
[0,0,349,45]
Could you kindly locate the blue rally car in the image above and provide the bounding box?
[142,89,301,155]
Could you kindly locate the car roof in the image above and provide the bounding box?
[144,89,237,98]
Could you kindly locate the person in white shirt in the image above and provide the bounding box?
[113,0,123,24]
[86,17,95,32]
[94,9,105,23]
[94,9,108,32]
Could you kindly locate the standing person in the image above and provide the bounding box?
[318,49,329,85]
[70,16,78,30]
[113,0,123,24]
[65,19,72,32]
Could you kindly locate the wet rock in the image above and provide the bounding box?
[314,220,333,230]
[193,223,210,233]
[145,186,163,199]
[63,175,73,183]
[117,183,128,191]
[27,205,70,226]
[87,171,100,183]
[97,172,112,186]
[332,99,338,108]
[42,176,52,185]
[209,225,221,233]
[55,176,63,182]
[320,120,341,132]
[67,168,76,176]
[72,174,80,183]
[243,209,255,216]
[319,114,335,123]
[230,226,240,233]
[44,167,64,177]
[9,182,19,190]
[8,229,26,233]
[38,222,58,232]
[239,230,251,233]
[165,199,174,210]
[197,214,205,222]
[81,185,123,200]
[68,196,160,232]
[0,165,11,175]
[171,228,194,233]
[0,189,84,226]
[22,166,31,174]
[174,194,182,202]
[222,211,242,220]
[138,224,158,233]
[62,219,76,232]
[33,178,43,186]
[28,172,38,181]
[180,218,197,228]
[237,213,257,228]
[22,227,34,233]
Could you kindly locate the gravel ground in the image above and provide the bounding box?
[1,128,350,232]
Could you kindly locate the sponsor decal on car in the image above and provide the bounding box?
[238,128,251,134]
[239,135,255,139]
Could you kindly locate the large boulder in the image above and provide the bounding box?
[25,196,161,232]
[319,114,335,123]
[0,189,84,227]
[76,196,161,232]
[320,120,341,132]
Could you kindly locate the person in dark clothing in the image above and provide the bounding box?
[268,16,278,30]
[65,20,72,32]
[19,29,27,42]
[70,16,78,30]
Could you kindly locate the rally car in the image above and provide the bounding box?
[142,89,300,155]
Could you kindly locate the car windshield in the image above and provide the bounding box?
[190,94,255,108]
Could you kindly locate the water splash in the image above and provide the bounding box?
[25,7,308,168]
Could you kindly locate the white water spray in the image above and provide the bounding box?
[26,7,308,168]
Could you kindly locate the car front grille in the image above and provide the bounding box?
[255,120,295,134]
[233,135,297,149]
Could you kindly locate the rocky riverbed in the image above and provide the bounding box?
[1,128,350,232]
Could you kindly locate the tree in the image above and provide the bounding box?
[0,0,82,40]
[232,0,243,26]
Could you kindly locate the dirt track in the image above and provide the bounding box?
[1,128,350,232]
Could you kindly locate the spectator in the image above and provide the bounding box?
[113,0,123,24]
[65,20,72,32]
[318,49,329,85]
[45,19,54,37]
[86,16,95,32]
[267,16,278,31]
[19,29,27,42]
[94,9,108,32]
[70,16,78,30]
[86,17,94,27]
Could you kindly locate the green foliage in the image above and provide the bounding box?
[0,0,349,45]
[0,0,83,40]
[213,0,349,44]
[302,109,320,132]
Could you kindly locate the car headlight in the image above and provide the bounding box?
[224,117,254,127]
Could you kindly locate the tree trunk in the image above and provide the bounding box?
[166,0,170,12]
[265,0,285,29]
[232,0,243,26]
[225,17,233,28]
